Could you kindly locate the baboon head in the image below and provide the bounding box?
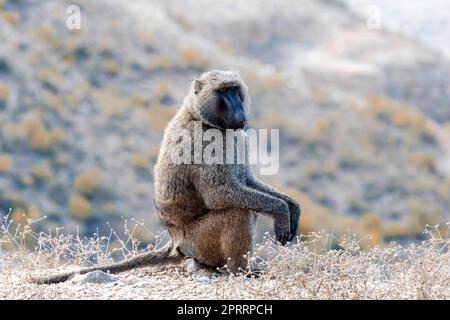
[190,70,251,130]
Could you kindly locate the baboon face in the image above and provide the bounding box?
[193,70,250,130]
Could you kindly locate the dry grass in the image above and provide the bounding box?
[0,213,449,300]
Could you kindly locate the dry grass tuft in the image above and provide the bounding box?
[0,214,448,300]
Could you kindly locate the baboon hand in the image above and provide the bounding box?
[274,203,290,245]
[287,201,301,242]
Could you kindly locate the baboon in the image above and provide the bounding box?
[31,70,300,284]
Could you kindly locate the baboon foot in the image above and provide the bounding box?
[183,258,199,274]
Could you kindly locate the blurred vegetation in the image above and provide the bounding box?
[0,0,449,247]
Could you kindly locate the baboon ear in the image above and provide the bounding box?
[194,80,204,95]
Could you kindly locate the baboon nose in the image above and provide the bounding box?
[235,112,247,129]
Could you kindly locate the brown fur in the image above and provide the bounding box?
[154,70,300,272]
[31,70,300,284]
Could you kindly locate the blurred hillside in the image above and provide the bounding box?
[345,0,450,58]
[0,0,449,246]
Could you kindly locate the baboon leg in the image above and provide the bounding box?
[185,209,253,273]
[220,209,254,273]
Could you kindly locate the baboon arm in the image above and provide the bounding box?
[247,175,301,212]
[195,169,291,244]
[202,182,288,217]
[246,172,301,242]
[194,166,288,217]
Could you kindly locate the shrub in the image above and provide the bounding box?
[153,82,171,100]
[322,160,337,177]
[2,11,19,25]
[102,59,119,76]
[26,206,40,220]
[130,95,148,108]
[146,104,177,130]
[173,13,193,30]
[0,155,13,173]
[31,164,53,181]
[69,194,92,220]
[178,48,208,69]
[11,206,40,222]
[129,154,149,169]
[0,83,10,99]
[20,175,33,186]
[258,71,287,89]
[360,212,384,246]
[367,95,429,134]
[66,94,79,107]
[303,162,321,180]
[409,152,435,172]
[101,203,115,215]
[42,91,62,111]
[148,56,175,70]
[50,127,65,144]
[22,114,52,151]
[138,31,155,47]
[313,117,332,137]
[92,88,130,116]
[258,112,304,137]
[74,169,104,196]
[33,25,52,43]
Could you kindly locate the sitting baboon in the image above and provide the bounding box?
[32,70,300,284]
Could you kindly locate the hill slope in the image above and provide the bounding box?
[0,0,449,244]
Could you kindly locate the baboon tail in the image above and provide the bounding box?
[31,240,182,285]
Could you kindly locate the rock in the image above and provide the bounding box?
[79,271,118,284]
[132,282,146,288]
[196,276,211,284]
[125,275,140,285]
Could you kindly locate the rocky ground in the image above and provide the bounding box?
[0,0,449,261]
[1,228,449,300]
[3,268,241,300]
